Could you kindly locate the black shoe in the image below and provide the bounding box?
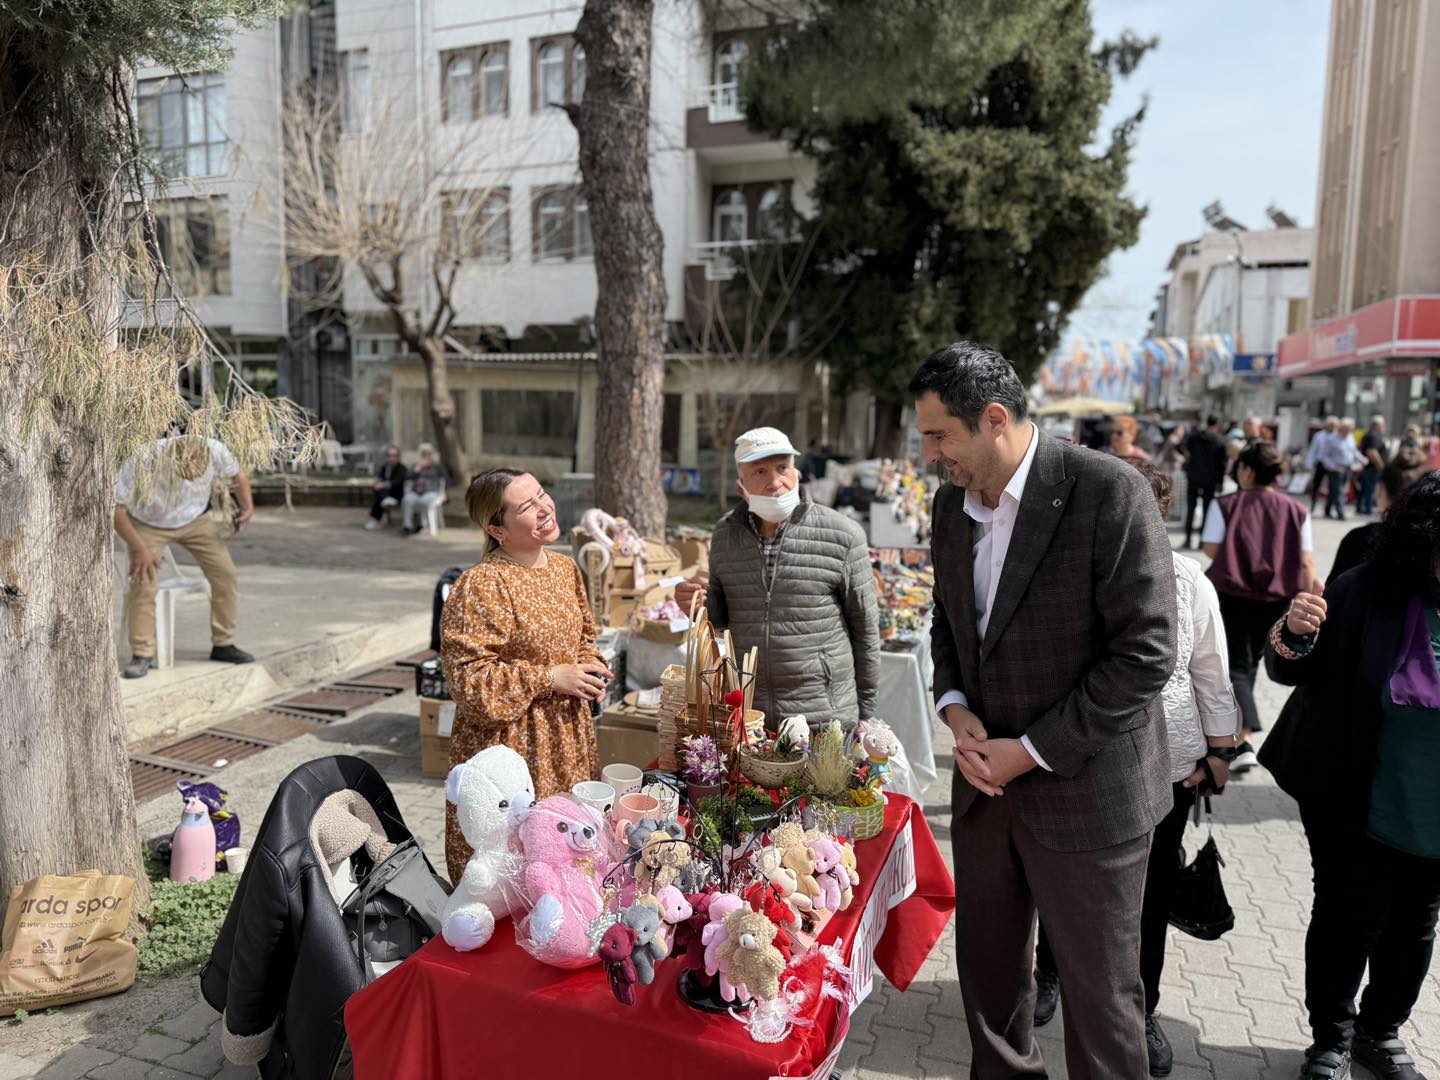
[122,655,153,679]
[1032,968,1059,1027]
[1352,1031,1426,1079]
[210,645,255,664]
[1230,741,1258,774]
[1299,1046,1351,1079]
[1146,1013,1173,1077]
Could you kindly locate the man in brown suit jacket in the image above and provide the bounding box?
[911,342,1177,1079]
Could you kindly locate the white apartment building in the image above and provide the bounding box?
[127,0,832,488]
[1152,224,1315,422]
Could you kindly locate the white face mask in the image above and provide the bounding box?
[746,486,801,524]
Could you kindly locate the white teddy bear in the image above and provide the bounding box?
[441,745,534,952]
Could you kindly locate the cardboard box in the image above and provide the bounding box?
[419,697,457,779]
[672,536,710,572]
[597,703,661,771]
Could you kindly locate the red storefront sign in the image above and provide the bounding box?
[1278,296,1440,376]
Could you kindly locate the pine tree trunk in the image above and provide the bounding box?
[0,73,148,909]
[572,0,668,536]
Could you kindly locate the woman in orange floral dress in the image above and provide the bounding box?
[440,468,613,881]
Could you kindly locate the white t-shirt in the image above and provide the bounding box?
[116,437,240,530]
[1201,499,1313,552]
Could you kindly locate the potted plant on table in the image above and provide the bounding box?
[806,721,888,840]
[738,715,809,790]
[681,734,723,805]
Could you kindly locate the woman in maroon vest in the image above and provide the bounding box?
[1202,441,1319,770]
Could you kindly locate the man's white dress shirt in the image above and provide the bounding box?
[936,423,1052,770]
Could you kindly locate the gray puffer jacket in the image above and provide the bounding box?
[706,493,879,726]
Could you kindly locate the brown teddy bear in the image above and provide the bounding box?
[715,908,787,1001]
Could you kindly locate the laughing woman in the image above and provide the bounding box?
[440,468,612,882]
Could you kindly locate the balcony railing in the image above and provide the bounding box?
[706,82,744,123]
[693,239,766,281]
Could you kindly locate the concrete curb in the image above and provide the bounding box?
[123,611,432,748]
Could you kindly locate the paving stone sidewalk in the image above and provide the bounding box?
[2,512,1433,1079]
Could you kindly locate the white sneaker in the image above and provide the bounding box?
[364,519,382,530]
[1231,743,1258,774]
[380,496,398,509]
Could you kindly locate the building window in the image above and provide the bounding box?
[442,189,510,261]
[443,54,475,124]
[126,197,232,298]
[340,49,371,134]
[713,39,748,117]
[442,44,508,123]
[481,389,577,457]
[712,189,747,244]
[136,73,227,178]
[757,186,787,239]
[532,36,583,110]
[532,186,591,261]
[481,49,508,114]
[571,45,586,101]
[538,43,566,107]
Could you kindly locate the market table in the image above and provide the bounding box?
[874,620,938,803]
[345,795,955,1080]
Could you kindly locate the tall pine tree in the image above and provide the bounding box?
[744,0,1153,453]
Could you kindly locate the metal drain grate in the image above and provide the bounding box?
[221,707,329,743]
[153,731,273,772]
[129,758,204,801]
[278,687,386,716]
[332,666,412,693]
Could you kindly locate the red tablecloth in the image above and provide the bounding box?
[345,795,954,1080]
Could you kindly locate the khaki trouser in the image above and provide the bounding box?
[125,515,238,657]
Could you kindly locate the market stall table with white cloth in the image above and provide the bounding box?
[873,620,937,804]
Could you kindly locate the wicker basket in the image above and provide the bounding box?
[814,794,887,840]
[737,745,806,790]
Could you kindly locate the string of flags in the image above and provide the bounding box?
[1038,334,1242,400]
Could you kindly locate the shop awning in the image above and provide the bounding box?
[1278,295,1440,376]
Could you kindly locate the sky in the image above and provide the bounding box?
[1067,0,1333,343]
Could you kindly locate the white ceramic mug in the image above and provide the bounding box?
[224,847,248,875]
[602,763,644,799]
[571,780,617,820]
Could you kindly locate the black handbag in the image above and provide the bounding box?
[339,837,450,983]
[1167,797,1235,941]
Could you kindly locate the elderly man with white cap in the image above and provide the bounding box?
[675,427,880,728]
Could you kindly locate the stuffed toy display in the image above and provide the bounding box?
[621,901,668,985]
[627,819,690,894]
[751,844,811,918]
[715,908,787,1002]
[740,881,795,963]
[837,841,860,909]
[674,891,713,974]
[854,720,901,788]
[514,795,617,968]
[806,837,847,913]
[653,885,693,952]
[440,746,534,952]
[599,923,639,1006]
[701,892,748,1002]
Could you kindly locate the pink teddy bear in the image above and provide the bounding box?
[654,884,693,953]
[701,892,748,1001]
[806,837,845,913]
[515,795,612,968]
